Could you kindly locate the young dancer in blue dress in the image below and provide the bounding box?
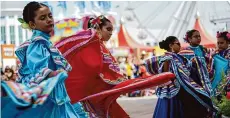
[1,2,80,118]
[210,31,230,95]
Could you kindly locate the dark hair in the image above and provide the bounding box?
[87,18,95,29]
[87,15,111,29]
[184,29,198,43]
[159,36,177,51]
[4,68,10,72]
[216,31,230,42]
[7,69,14,80]
[23,1,48,23]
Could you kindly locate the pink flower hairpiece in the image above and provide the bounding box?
[91,17,101,25]
[89,15,106,28]
[226,33,230,39]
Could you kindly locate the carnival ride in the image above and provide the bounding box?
[49,1,230,57]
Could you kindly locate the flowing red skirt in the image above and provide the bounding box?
[57,30,175,117]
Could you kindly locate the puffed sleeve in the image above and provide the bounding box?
[144,56,161,75]
[26,40,53,85]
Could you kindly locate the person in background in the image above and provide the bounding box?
[4,67,14,80]
[182,30,213,94]
[125,55,136,79]
[183,29,209,61]
[145,36,215,118]
[1,68,8,81]
[209,31,230,96]
[133,57,140,78]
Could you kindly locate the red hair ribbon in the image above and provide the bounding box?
[91,17,101,25]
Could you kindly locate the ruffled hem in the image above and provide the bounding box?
[1,72,68,107]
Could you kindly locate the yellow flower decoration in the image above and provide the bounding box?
[18,18,31,30]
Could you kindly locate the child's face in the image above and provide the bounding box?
[189,31,201,46]
[31,6,54,34]
[171,39,181,53]
[100,21,113,41]
[217,37,229,51]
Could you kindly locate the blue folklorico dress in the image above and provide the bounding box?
[1,30,80,118]
[145,52,216,118]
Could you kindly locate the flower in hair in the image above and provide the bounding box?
[226,33,230,39]
[18,18,31,30]
[91,17,101,25]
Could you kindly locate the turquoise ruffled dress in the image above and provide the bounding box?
[1,30,80,118]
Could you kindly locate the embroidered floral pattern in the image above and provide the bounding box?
[99,43,126,85]
[99,73,126,85]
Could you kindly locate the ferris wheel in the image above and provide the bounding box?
[118,1,230,45]
[117,1,185,46]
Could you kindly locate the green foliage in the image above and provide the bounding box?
[218,97,230,117]
[212,71,230,117]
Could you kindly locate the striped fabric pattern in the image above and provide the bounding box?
[33,36,72,72]
[55,29,96,48]
[1,72,68,107]
[145,56,161,75]
[145,52,211,99]
[3,34,72,107]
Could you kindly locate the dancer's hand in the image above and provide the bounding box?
[48,71,58,78]
[48,69,65,78]
[57,69,66,73]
